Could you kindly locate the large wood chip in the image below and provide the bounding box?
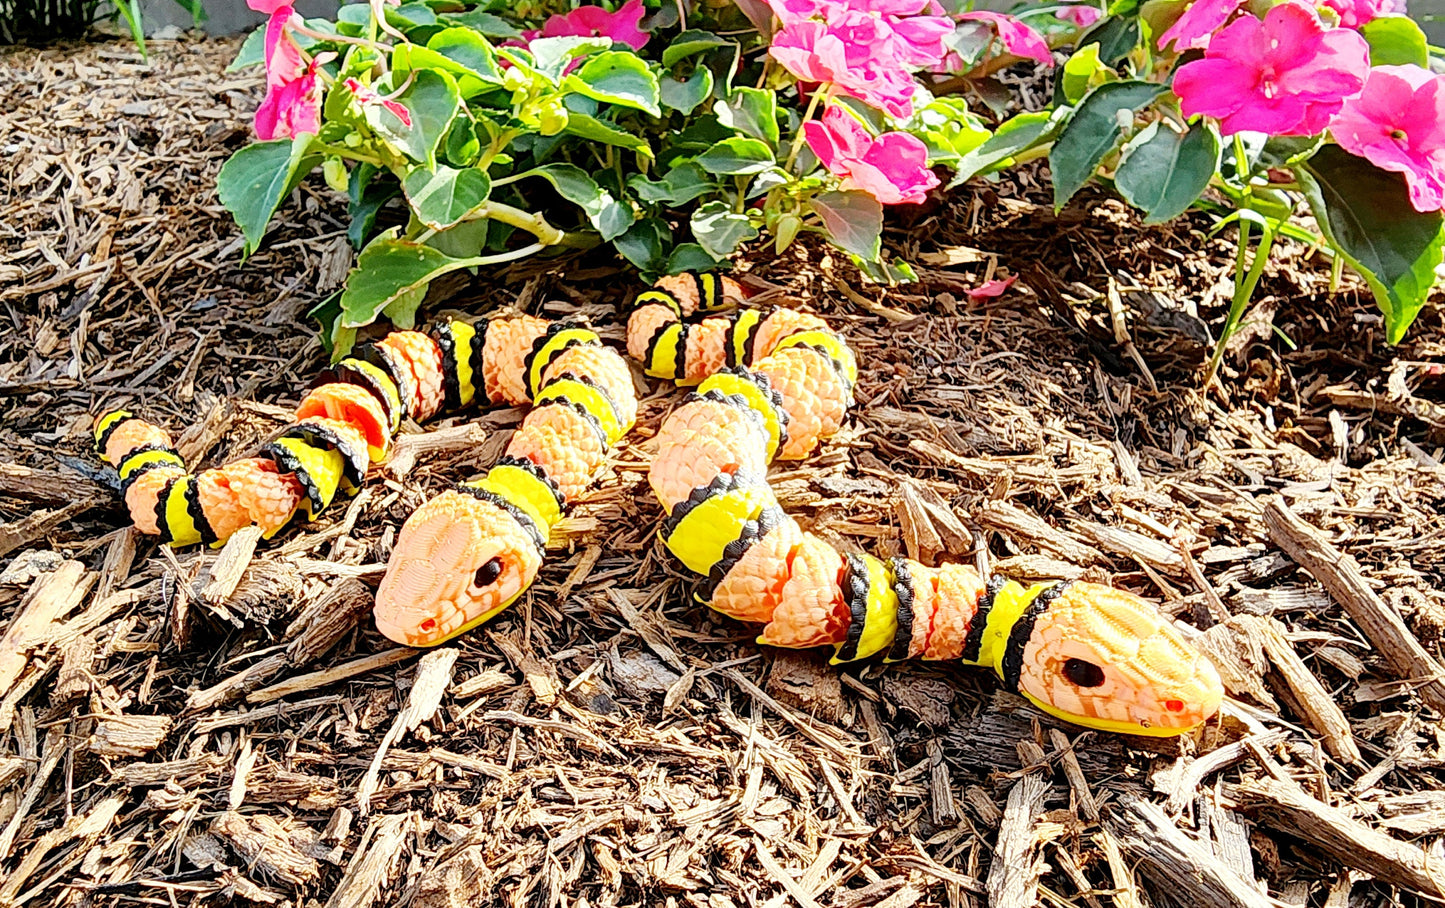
[211,811,321,885]
[986,767,1049,908]
[1106,797,1273,908]
[1228,778,1445,900]
[1264,498,1445,713]
[978,500,1103,565]
[90,713,173,758]
[0,560,93,703]
[325,812,420,908]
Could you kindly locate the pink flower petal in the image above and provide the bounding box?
[1172,1,1368,136]
[1157,0,1242,51]
[1330,65,1445,212]
[956,11,1053,67]
[247,0,291,13]
[808,105,939,205]
[967,276,1017,299]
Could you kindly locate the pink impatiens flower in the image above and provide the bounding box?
[804,105,939,204]
[955,11,1054,67]
[1321,0,1407,28]
[1330,64,1445,212]
[1157,0,1243,50]
[1173,1,1369,136]
[770,20,920,117]
[246,0,322,140]
[541,0,649,50]
[1057,3,1102,27]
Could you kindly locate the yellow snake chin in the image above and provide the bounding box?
[1013,583,1225,736]
[374,491,543,647]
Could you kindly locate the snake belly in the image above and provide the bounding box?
[626,273,1224,737]
[94,316,635,651]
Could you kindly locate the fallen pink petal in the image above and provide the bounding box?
[968,276,1017,298]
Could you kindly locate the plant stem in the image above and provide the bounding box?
[314,143,384,167]
[1232,133,1250,187]
[478,202,567,245]
[292,20,390,50]
[1205,215,1276,385]
[1329,251,1344,294]
[784,84,828,174]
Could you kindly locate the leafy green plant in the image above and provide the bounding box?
[219,0,1445,369]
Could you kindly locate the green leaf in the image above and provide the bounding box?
[565,51,662,116]
[308,291,355,360]
[613,218,668,272]
[1060,43,1102,104]
[425,219,489,259]
[715,87,780,146]
[810,190,882,261]
[340,228,476,328]
[217,136,321,256]
[527,164,634,241]
[382,285,428,330]
[666,243,722,274]
[912,96,991,166]
[402,164,491,230]
[373,69,462,169]
[530,36,612,81]
[228,25,265,71]
[562,111,653,153]
[392,29,504,97]
[1114,120,1220,224]
[1049,80,1166,210]
[442,10,521,38]
[662,67,715,115]
[696,137,775,175]
[951,109,1060,186]
[691,201,759,259]
[663,30,733,67]
[1360,15,1428,66]
[629,162,716,206]
[1298,145,1445,344]
[1076,14,1140,63]
[348,165,400,250]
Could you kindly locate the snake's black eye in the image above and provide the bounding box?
[1063,658,1106,688]
[474,557,504,588]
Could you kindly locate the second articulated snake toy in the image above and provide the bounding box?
[93,274,1223,737]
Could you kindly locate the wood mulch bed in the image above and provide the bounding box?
[3,35,1445,908]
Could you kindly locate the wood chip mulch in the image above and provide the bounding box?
[3,36,1445,908]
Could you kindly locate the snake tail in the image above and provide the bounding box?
[624,274,1223,736]
[372,315,638,646]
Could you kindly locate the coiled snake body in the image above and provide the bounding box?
[94,274,1222,736]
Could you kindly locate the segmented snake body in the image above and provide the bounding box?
[94,274,1223,736]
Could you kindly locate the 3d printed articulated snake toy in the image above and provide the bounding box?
[94,273,1223,736]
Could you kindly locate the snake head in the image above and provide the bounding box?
[374,490,544,647]
[1010,582,1223,735]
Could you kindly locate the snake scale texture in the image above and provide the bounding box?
[93,274,1223,736]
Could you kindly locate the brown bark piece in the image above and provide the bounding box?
[987,767,1049,908]
[766,651,844,723]
[1107,797,1273,908]
[0,560,93,703]
[90,714,173,758]
[1228,778,1445,900]
[1264,498,1445,713]
[211,811,321,885]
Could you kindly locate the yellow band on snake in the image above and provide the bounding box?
[976,580,1049,673]
[831,553,899,665]
[161,475,206,548]
[119,448,185,483]
[533,377,624,446]
[440,319,479,409]
[661,480,778,576]
[696,370,785,461]
[527,327,601,400]
[644,322,685,382]
[477,463,564,532]
[772,330,859,388]
[265,435,345,520]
